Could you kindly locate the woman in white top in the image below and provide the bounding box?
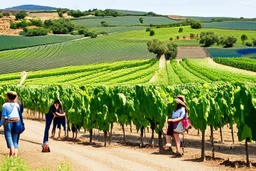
[168,95,188,156]
[0,91,22,157]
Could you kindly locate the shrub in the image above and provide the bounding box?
[149,30,155,36]
[245,42,253,47]
[145,28,151,32]
[21,27,49,36]
[10,22,17,29]
[101,21,108,27]
[183,36,186,39]
[30,19,43,27]
[15,11,27,20]
[220,36,237,47]
[0,13,3,18]
[178,28,183,33]
[176,36,179,40]
[190,21,202,29]
[139,18,143,24]
[3,12,10,17]
[241,34,248,44]
[165,42,178,60]
[253,39,256,46]
[91,33,98,38]
[190,33,195,38]
[169,37,173,41]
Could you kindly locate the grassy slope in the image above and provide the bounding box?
[118,26,256,46]
[0,35,83,51]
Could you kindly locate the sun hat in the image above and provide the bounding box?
[175,95,189,110]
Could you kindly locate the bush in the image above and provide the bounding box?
[169,37,173,41]
[3,12,10,17]
[44,19,54,28]
[253,39,256,46]
[91,33,98,38]
[220,36,237,47]
[178,28,183,33]
[101,21,109,27]
[15,11,27,20]
[149,30,155,36]
[245,42,253,47]
[0,13,3,18]
[241,34,248,43]
[145,28,151,32]
[44,19,75,34]
[176,36,179,40]
[30,19,43,27]
[165,42,178,60]
[21,27,49,36]
[190,21,202,29]
[183,36,186,39]
[190,33,195,38]
[10,22,17,29]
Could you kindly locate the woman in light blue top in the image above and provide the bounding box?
[0,91,22,157]
[168,95,188,156]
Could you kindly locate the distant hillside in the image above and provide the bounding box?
[109,9,148,15]
[4,4,57,11]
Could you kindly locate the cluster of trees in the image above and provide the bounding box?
[0,12,10,17]
[190,20,202,29]
[147,39,178,59]
[71,28,99,38]
[20,27,49,36]
[199,32,237,47]
[44,19,75,34]
[68,9,124,18]
[10,19,43,29]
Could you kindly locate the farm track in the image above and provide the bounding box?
[0,119,222,171]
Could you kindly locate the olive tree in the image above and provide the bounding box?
[147,39,166,58]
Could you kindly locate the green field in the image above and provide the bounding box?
[1,57,255,86]
[0,34,154,74]
[0,26,256,74]
[213,57,256,72]
[73,16,177,28]
[0,35,83,51]
[203,21,256,30]
[0,59,158,85]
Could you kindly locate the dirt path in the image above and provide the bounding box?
[0,119,222,171]
[149,55,166,82]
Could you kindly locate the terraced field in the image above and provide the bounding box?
[73,16,177,28]
[1,57,255,86]
[0,59,158,85]
[0,34,154,74]
[0,35,83,51]
[203,21,256,30]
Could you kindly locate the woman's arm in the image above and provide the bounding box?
[54,112,66,117]
[168,116,183,123]
[0,116,5,127]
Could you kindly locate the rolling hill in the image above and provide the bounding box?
[4,4,57,11]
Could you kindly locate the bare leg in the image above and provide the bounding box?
[14,149,18,157]
[58,129,61,139]
[173,133,181,153]
[51,130,55,138]
[9,147,15,156]
[164,135,172,149]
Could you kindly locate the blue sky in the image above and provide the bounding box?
[0,0,255,18]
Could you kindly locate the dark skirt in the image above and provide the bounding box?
[167,121,178,136]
